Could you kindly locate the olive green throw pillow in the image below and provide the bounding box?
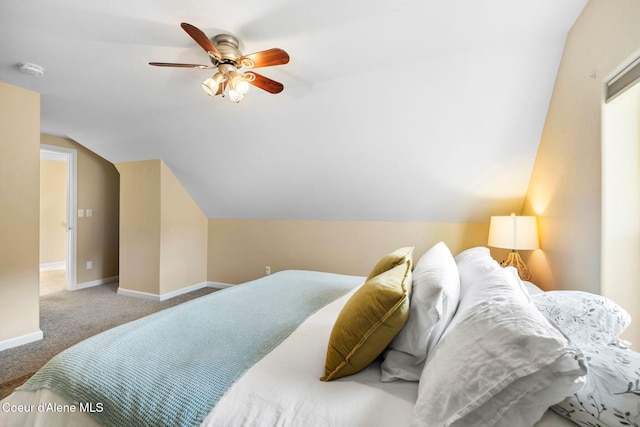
[366,246,414,280]
[321,260,413,381]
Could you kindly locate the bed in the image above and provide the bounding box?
[0,244,637,427]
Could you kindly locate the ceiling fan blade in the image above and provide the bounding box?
[240,48,290,69]
[149,62,213,69]
[180,22,221,60]
[245,72,284,94]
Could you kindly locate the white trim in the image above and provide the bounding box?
[0,330,43,352]
[117,281,216,301]
[159,282,210,301]
[39,261,66,271]
[40,144,78,292]
[40,150,67,162]
[71,276,119,291]
[207,281,234,289]
[116,287,161,301]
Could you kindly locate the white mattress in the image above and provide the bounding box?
[0,288,577,427]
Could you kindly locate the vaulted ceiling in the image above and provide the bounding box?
[0,0,587,222]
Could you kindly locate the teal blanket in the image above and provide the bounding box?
[19,270,363,426]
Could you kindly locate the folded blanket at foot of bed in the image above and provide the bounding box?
[18,270,363,427]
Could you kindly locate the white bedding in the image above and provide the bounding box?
[202,289,417,426]
[1,285,575,427]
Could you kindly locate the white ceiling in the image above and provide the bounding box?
[0,0,587,222]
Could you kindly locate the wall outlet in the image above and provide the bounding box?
[86,261,93,269]
[78,209,84,217]
[265,266,271,276]
[86,208,92,217]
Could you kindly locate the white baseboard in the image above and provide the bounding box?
[71,275,119,291]
[116,287,160,301]
[0,330,43,352]
[117,281,222,302]
[159,282,209,301]
[207,281,234,289]
[40,262,65,271]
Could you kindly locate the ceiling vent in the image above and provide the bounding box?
[18,62,45,76]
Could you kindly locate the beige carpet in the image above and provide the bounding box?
[40,268,67,295]
[0,282,219,399]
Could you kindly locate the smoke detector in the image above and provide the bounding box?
[18,62,45,76]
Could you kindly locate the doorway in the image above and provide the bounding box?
[39,144,77,294]
[601,79,640,345]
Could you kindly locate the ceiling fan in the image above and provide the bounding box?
[150,23,289,103]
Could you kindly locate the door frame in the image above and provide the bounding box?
[40,144,77,290]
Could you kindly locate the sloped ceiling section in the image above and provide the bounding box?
[0,0,587,222]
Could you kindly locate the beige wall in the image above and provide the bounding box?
[117,160,162,294]
[39,159,67,265]
[523,0,640,294]
[41,135,120,284]
[207,219,489,284]
[0,82,41,343]
[117,160,207,296]
[159,161,208,294]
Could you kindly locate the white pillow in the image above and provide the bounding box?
[533,291,631,347]
[439,246,506,344]
[381,242,460,382]
[523,280,544,295]
[553,345,640,427]
[454,246,501,297]
[412,267,587,427]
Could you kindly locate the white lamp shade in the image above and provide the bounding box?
[488,214,539,250]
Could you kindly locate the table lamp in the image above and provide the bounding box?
[488,213,539,281]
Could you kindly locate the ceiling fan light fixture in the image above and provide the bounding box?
[228,71,250,95]
[201,78,218,96]
[201,72,225,96]
[228,89,244,103]
[236,80,250,94]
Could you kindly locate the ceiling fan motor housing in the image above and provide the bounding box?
[213,34,243,64]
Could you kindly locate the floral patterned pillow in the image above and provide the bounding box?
[552,345,640,427]
[532,291,631,347]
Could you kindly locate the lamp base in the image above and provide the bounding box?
[499,251,532,281]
